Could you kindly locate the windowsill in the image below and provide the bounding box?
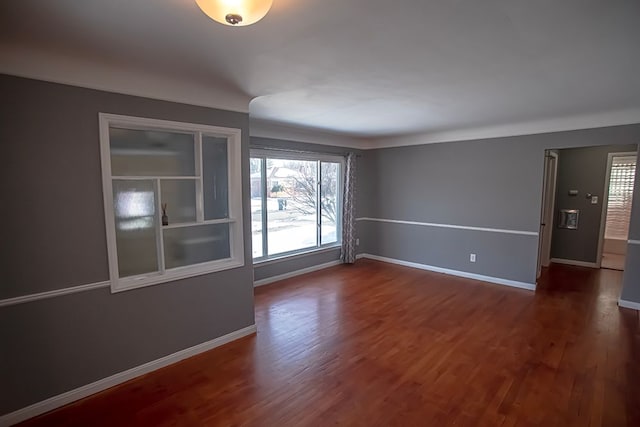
[111,257,245,293]
[253,245,341,267]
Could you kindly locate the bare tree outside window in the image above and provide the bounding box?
[251,155,341,257]
[283,160,339,224]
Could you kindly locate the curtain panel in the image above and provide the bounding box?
[341,152,357,263]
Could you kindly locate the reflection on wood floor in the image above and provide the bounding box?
[20,259,640,426]
[601,252,625,271]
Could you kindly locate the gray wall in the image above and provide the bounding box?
[551,144,637,263]
[253,248,341,282]
[358,124,640,287]
[249,135,362,282]
[0,75,255,416]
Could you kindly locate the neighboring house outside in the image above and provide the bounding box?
[250,166,302,199]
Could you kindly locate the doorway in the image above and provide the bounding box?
[598,152,637,270]
[536,144,638,278]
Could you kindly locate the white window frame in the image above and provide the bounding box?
[99,113,244,293]
[250,149,344,262]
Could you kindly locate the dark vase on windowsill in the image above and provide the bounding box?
[162,203,169,226]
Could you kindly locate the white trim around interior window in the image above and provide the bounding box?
[99,113,244,293]
[250,148,345,262]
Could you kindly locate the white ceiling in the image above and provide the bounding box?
[1,0,639,143]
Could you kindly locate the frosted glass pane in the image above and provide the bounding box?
[163,224,230,269]
[321,162,340,245]
[202,136,229,220]
[112,180,159,278]
[110,127,195,176]
[160,179,197,225]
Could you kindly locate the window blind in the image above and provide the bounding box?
[604,155,636,240]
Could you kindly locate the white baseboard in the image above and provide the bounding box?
[358,254,536,291]
[0,324,257,427]
[550,258,599,268]
[618,299,640,311]
[253,260,343,287]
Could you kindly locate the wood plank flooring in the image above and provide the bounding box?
[19,259,640,426]
[602,252,626,271]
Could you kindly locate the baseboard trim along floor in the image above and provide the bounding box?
[0,325,257,427]
[618,299,640,311]
[550,258,599,268]
[253,260,343,287]
[357,253,536,291]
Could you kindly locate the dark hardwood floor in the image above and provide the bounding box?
[20,260,640,426]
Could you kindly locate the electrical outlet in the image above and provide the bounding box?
[470,253,476,263]
[356,238,360,246]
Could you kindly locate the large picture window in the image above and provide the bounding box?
[250,150,343,260]
[99,113,244,292]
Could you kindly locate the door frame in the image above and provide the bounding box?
[596,151,638,268]
[537,150,558,278]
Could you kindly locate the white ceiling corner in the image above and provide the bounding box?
[0,45,252,114]
[373,108,640,148]
[250,118,373,149]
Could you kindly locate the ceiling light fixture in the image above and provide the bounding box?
[195,0,273,27]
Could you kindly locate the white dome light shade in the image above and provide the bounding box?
[195,0,273,26]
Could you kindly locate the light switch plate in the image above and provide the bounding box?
[591,196,598,204]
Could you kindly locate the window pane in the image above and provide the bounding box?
[164,223,230,269]
[267,158,318,255]
[250,158,264,258]
[110,127,195,176]
[160,179,196,225]
[605,155,636,240]
[202,136,229,220]
[112,180,159,278]
[321,162,340,245]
